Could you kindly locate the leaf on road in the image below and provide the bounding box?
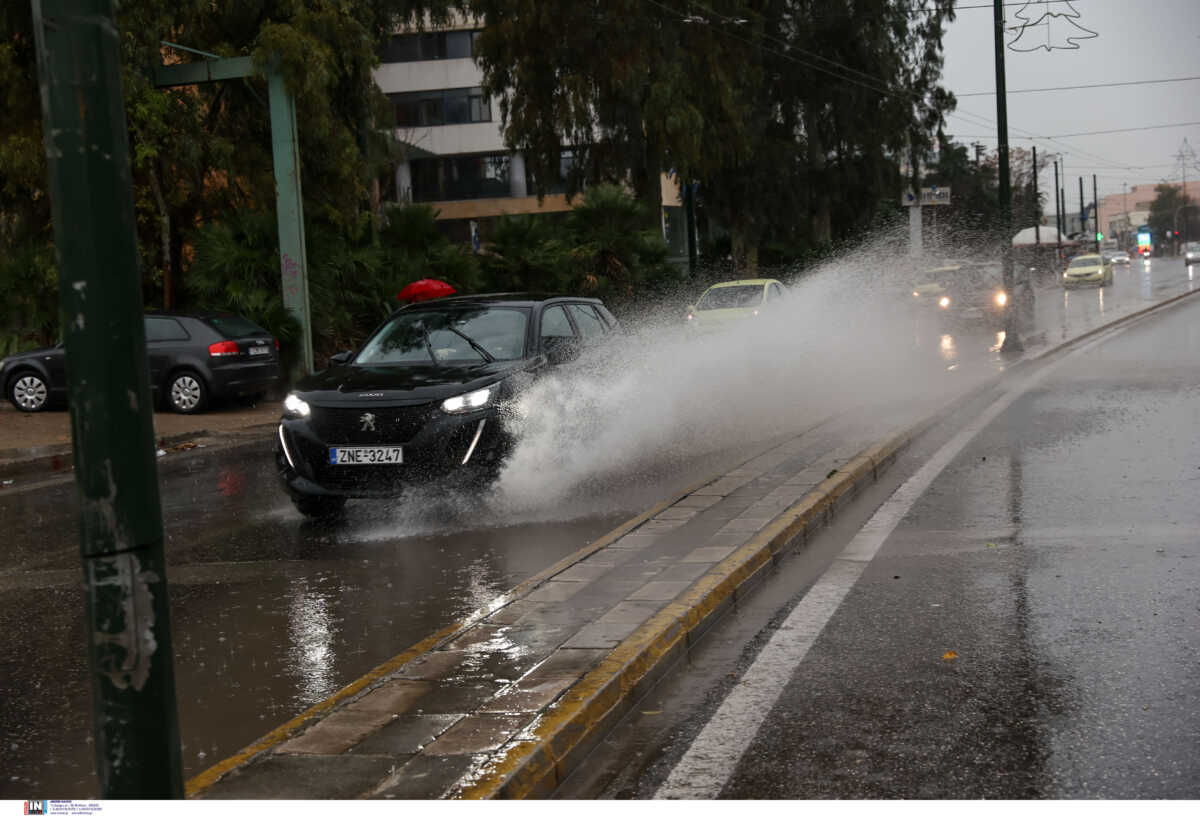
[942,650,959,661]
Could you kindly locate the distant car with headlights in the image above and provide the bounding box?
[276,294,619,517]
[1184,242,1200,265]
[1,311,279,413]
[1109,251,1131,265]
[685,279,786,331]
[912,262,1025,326]
[1062,253,1113,288]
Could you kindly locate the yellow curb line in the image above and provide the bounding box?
[454,429,918,799]
[184,430,805,798]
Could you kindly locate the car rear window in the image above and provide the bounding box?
[205,315,269,338]
[1068,256,1099,269]
[697,285,764,310]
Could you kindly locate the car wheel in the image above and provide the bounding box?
[167,370,207,414]
[292,495,347,518]
[9,372,49,412]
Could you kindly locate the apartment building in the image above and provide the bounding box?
[372,21,685,251]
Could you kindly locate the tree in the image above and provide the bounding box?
[1147,184,1194,242]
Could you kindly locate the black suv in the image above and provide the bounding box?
[276,293,618,517]
[1,311,280,414]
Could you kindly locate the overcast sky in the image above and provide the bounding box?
[940,0,1200,200]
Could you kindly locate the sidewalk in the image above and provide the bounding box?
[0,400,282,483]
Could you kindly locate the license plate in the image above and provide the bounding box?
[248,346,270,356]
[329,446,403,465]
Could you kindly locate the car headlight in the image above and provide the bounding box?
[912,291,920,298]
[283,393,311,418]
[938,296,950,309]
[994,291,1008,307]
[441,385,495,414]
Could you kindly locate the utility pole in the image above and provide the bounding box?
[1032,145,1040,248]
[1093,174,1100,253]
[1053,158,1062,263]
[1079,177,1086,241]
[31,0,182,798]
[993,0,1020,351]
[684,180,698,275]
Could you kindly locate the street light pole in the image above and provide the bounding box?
[1093,174,1100,253]
[1053,158,1062,263]
[993,0,1021,351]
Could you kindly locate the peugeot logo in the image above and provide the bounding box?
[359,412,377,432]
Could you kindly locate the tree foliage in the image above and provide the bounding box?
[1147,184,1193,241]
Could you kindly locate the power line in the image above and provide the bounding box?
[955,76,1200,97]
[1048,121,1200,138]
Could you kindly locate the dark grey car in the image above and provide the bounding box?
[1,311,280,413]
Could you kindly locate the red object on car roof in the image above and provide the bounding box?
[397,279,457,303]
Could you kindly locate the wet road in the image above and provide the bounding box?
[1,256,1195,798]
[569,270,1200,799]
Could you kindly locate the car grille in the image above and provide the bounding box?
[308,403,434,444]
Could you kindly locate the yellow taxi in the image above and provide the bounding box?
[1062,253,1113,288]
[686,278,787,330]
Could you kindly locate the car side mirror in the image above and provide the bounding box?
[543,336,581,365]
[329,350,353,366]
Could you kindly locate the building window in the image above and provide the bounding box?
[381,30,483,63]
[526,150,580,196]
[410,153,512,202]
[392,88,492,128]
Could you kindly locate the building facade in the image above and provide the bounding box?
[372,20,684,251]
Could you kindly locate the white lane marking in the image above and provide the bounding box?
[655,331,1110,799]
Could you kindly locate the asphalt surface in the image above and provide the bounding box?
[567,269,1200,799]
[2,255,1196,799]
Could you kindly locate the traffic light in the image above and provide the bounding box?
[1096,232,1103,241]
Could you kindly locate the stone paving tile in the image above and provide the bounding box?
[278,710,393,755]
[524,580,585,603]
[423,714,529,756]
[408,680,505,715]
[582,547,639,566]
[720,517,769,533]
[346,679,431,716]
[202,754,397,799]
[707,531,754,549]
[371,754,478,799]
[608,533,662,549]
[681,545,739,564]
[596,600,665,625]
[560,620,641,649]
[654,562,711,583]
[446,624,506,650]
[654,506,699,521]
[478,675,576,714]
[396,650,468,681]
[350,714,462,756]
[640,518,687,532]
[523,647,609,680]
[673,493,723,509]
[450,646,548,683]
[554,562,614,582]
[627,581,692,602]
[486,599,543,625]
[511,602,609,629]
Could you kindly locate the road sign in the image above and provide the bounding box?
[901,187,952,206]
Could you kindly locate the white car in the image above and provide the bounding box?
[1184,242,1200,265]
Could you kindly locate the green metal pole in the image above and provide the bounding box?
[268,71,314,374]
[30,0,183,797]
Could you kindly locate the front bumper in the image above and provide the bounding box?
[276,406,510,499]
[1063,273,1103,287]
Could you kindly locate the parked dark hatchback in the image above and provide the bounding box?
[276,293,618,517]
[1,311,280,414]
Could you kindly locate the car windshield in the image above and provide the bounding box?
[355,306,529,365]
[205,315,269,338]
[697,285,764,310]
[1186,242,1200,251]
[1069,256,1100,269]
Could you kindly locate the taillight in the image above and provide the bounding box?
[274,338,280,351]
[208,340,239,357]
